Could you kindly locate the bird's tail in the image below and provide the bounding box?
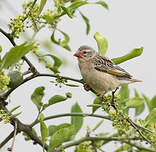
[120,78,142,85]
[129,78,142,82]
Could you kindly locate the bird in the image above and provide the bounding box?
[74,45,141,101]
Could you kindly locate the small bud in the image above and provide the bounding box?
[66,92,72,98]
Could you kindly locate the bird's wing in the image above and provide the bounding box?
[92,55,132,78]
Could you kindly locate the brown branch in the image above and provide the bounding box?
[2,73,83,99]
[0,27,38,75]
[55,136,155,152]
[0,24,153,150]
[0,28,16,46]
[30,113,110,127]
[0,131,15,149]
[2,71,153,144]
[127,118,152,144]
[0,101,48,150]
[112,93,153,144]
[10,117,48,151]
[8,120,17,152]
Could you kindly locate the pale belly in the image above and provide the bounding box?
[79,62,120,93]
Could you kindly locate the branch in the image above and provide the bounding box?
[11,117,48,151]
[23,0,38,21]
[55,136,155,152]
[8,120,17,152]
[3,73,83,99]
[0,101,48,150]
[0,28,15,46]
[2,71,153,144]
[30,113,110,127]
[125,141,155,152]
[127,118,152,144]
[0,27,38,75]
[0,131,15,149]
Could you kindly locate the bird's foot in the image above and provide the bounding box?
[83,83,91,91]
[97,92,105,101]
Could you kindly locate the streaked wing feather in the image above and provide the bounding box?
[92,55,132,78]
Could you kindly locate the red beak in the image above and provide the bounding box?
[74,50,83,58]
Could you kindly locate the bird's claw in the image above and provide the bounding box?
[97,93,105,101]
[83,83,91,91]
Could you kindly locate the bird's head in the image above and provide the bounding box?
[74,45,96,60]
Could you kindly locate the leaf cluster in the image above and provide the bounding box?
[0,0,155,152]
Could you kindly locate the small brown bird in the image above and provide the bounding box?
[74,45,141,98]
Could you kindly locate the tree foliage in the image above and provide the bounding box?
[0,0,155,152]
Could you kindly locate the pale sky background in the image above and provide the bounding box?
[0,0,156,152]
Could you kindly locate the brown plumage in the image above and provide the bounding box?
[74,45,141,94]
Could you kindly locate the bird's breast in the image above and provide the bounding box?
[78,60,120,93]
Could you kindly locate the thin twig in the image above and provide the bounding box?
[22,69,32,76]
[55,136,155,152]
[23,0,38,21]
[0,27,38,74]
[2,72,154,144]
[127,118,152,144]
[0,24,153,150]
[111,90,152,144]
[0,28,15,46]
[10,118,48,151]
[2,73,83,99]
[0,101,48,151]
[30,113,110,127]
[8,120,17,152]
[0,131,14,149]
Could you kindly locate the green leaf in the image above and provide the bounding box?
[79,11,90,35]
[126,97,144,108]
[0,45,2,53]
[43,54,62,73]
[135,103,145,116]
[1,42,34,69]
[65,83,79,87]
[40,113,49,151]
[149,96,156,111]
[39,0,47,14]
[57,1,88,17]
[112,47,143,65]
[68,1,88,14]
[142,93,151,111]
[31,86,45,111]
[9,105,21,114]
[145,108,156,126]
[134,89,145,116]
[95,1,109,10]
[48,124,75,152]
[48,95,67,106]
[119,85,129,102]
[10,112,22,118]
[48,123,71,136]
[0,45,2,67]
[134,89,140,97]
[92,120,104,132]
[92,97,101,113]
[8,71,23,88]
[94,32,108,56]
[48,125,57,136]
[61,5,73,18]
[71,102,83,134]
[51,30,71,51]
